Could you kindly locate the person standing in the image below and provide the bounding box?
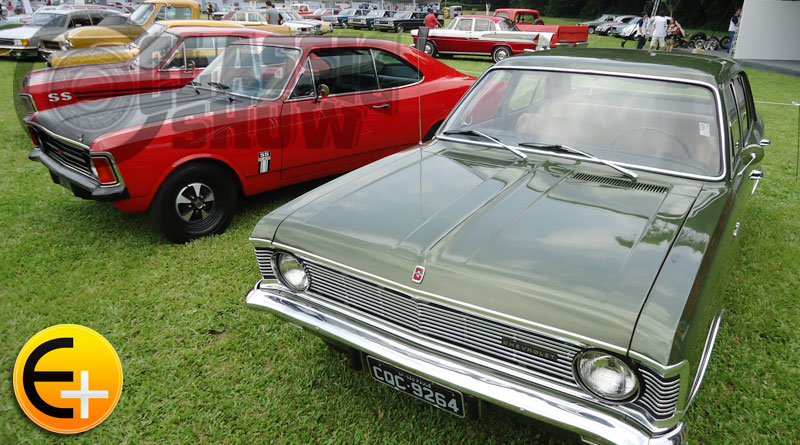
[265,1,283,25]
[665,18,680,52]
[206,2,213,19]
[634,12,649,49]
[728,8,742,54]
[424,8,439,29]
[649,13,668,50]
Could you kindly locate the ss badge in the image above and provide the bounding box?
[258,151,271,173]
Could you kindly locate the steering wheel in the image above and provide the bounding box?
[611,126,691,158]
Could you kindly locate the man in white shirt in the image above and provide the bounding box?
[649,14,668,50]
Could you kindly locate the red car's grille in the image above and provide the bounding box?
[34,127,93,177]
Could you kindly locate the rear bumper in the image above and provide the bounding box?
[29,148,128,201]
[245,282,687,445]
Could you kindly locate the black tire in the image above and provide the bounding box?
[368,22,375,31]
[149,162,237,243]
[689,32,706,42]
[704,37,719,51]
[720,36,731,49]
[679,39,689,48]
[587,26,595,34]
[492,45,511,63]
[423,41,437,57]
[396,24,404,33]
[534,18,544,25]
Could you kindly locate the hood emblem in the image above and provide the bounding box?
[78,134,85,143]
[411,266,425,283]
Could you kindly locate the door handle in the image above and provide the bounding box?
[749,170,763,195]
[372,104,390,110]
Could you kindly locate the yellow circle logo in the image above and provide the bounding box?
[13,324,123,434]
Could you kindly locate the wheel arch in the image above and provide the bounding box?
[147,155,246,211]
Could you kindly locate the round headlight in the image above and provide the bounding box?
[576,350,639,401]
[273,252,309,292]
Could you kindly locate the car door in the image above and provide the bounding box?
[726,74,764,238]
[440,17,473,53]
[280,48,395,180]
[469,18,495,54]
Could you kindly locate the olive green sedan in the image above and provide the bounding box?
[245,49,768,444]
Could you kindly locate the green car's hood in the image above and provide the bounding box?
[265,143,703,349]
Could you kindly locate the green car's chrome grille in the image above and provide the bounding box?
[254,247,681,421]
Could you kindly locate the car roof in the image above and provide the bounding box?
[144,0,198,6]
[234,36,409,50]
[167,26,269,36]
[458,15,505,21]
[498,48,741,86]
[161,19,244,28]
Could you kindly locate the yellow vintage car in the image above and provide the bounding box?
[40,0,203,53]
[47,20,243,67]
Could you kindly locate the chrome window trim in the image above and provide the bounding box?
[686,310,723,407]
[158,40,186,72]
[252,240,687,430]
[437,65,729,182]
[286,58,316,100]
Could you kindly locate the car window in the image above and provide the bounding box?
[372,49,420,89]
[496,12,509,18]
[457,18,473,31]
[290,59,315,99]
[133,31,179,69]
[307,48,378,95]
[733,76,751,134]
[248,12,262,22]
[128,4,154,25]
[69,13,92,28]
[156,6,192,20]
[166,36,238,69]
[498,19,516,31]
[724,83,743,158]
[474,19,491,31]
[164,43,186,70]
[517,13,537,23]
[88,12,111,25]
[443,69,723,177]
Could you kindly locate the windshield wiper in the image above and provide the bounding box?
[443,129,527,160]
[207,82,230,90]
[519,142,638,182]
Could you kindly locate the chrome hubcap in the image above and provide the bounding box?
[175,182,215,222]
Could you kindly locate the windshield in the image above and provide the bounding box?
[498,19,516,31]
[366,10,383,17]
[98,15,128,25]
[131,31,178,69]
[338,9,355,16]
[28,13,67,27]
[393,11,411,19]
[442,69,722,177]
[129,4,155,26]
[131,23,165,49]
[283,12,303,20]
[194,44,301,100]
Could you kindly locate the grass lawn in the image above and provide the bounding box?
[1,29,798,444]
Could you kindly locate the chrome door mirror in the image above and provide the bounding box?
[313,84,330,103]
[737,143,764,176]
[185,60,195,74]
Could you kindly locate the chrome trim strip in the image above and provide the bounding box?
[246,283,686,442]
[437,65,728,182]
[687,310,723,407]
[27,121,91,151]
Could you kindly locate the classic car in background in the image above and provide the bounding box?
[321,8,369,28]
[374,10,439,33]
[493,8,588,47]
[220,10,294,35]
[278,11,332,34]
[0,5,123,59]
[21,26,272,115]
[51,0,201,51]
[25,37,475,242]
[412,16,552,63]
[44,19,244,65]
[578,12,624,34]
[306,7,339,21]
[245,49,768,444]
[595,14,636,35]
[0,15,26,32]
[346,9,393,31]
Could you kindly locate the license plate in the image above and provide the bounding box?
[366,356,465,417]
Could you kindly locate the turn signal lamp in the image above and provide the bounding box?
[91,157,117,185]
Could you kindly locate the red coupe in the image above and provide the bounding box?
[19,26,273,117]
[25,37,475,242]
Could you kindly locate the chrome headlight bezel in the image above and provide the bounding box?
[574,349,641,403]
[272,251,310,292]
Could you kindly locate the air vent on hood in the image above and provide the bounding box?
[441,151,515,167]
[571,172,668,194]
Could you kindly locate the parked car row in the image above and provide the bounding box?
[16,7,768,445]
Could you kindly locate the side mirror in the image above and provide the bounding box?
[185,59,195,74]
[737,143,764,176]
[313,83,329,103]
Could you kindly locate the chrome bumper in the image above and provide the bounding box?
[246,283,686,445]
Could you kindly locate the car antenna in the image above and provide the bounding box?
[416,37,423,147]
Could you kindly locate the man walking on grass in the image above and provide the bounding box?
[649,13,668,50]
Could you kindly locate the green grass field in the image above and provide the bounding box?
[1,29,799,444]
